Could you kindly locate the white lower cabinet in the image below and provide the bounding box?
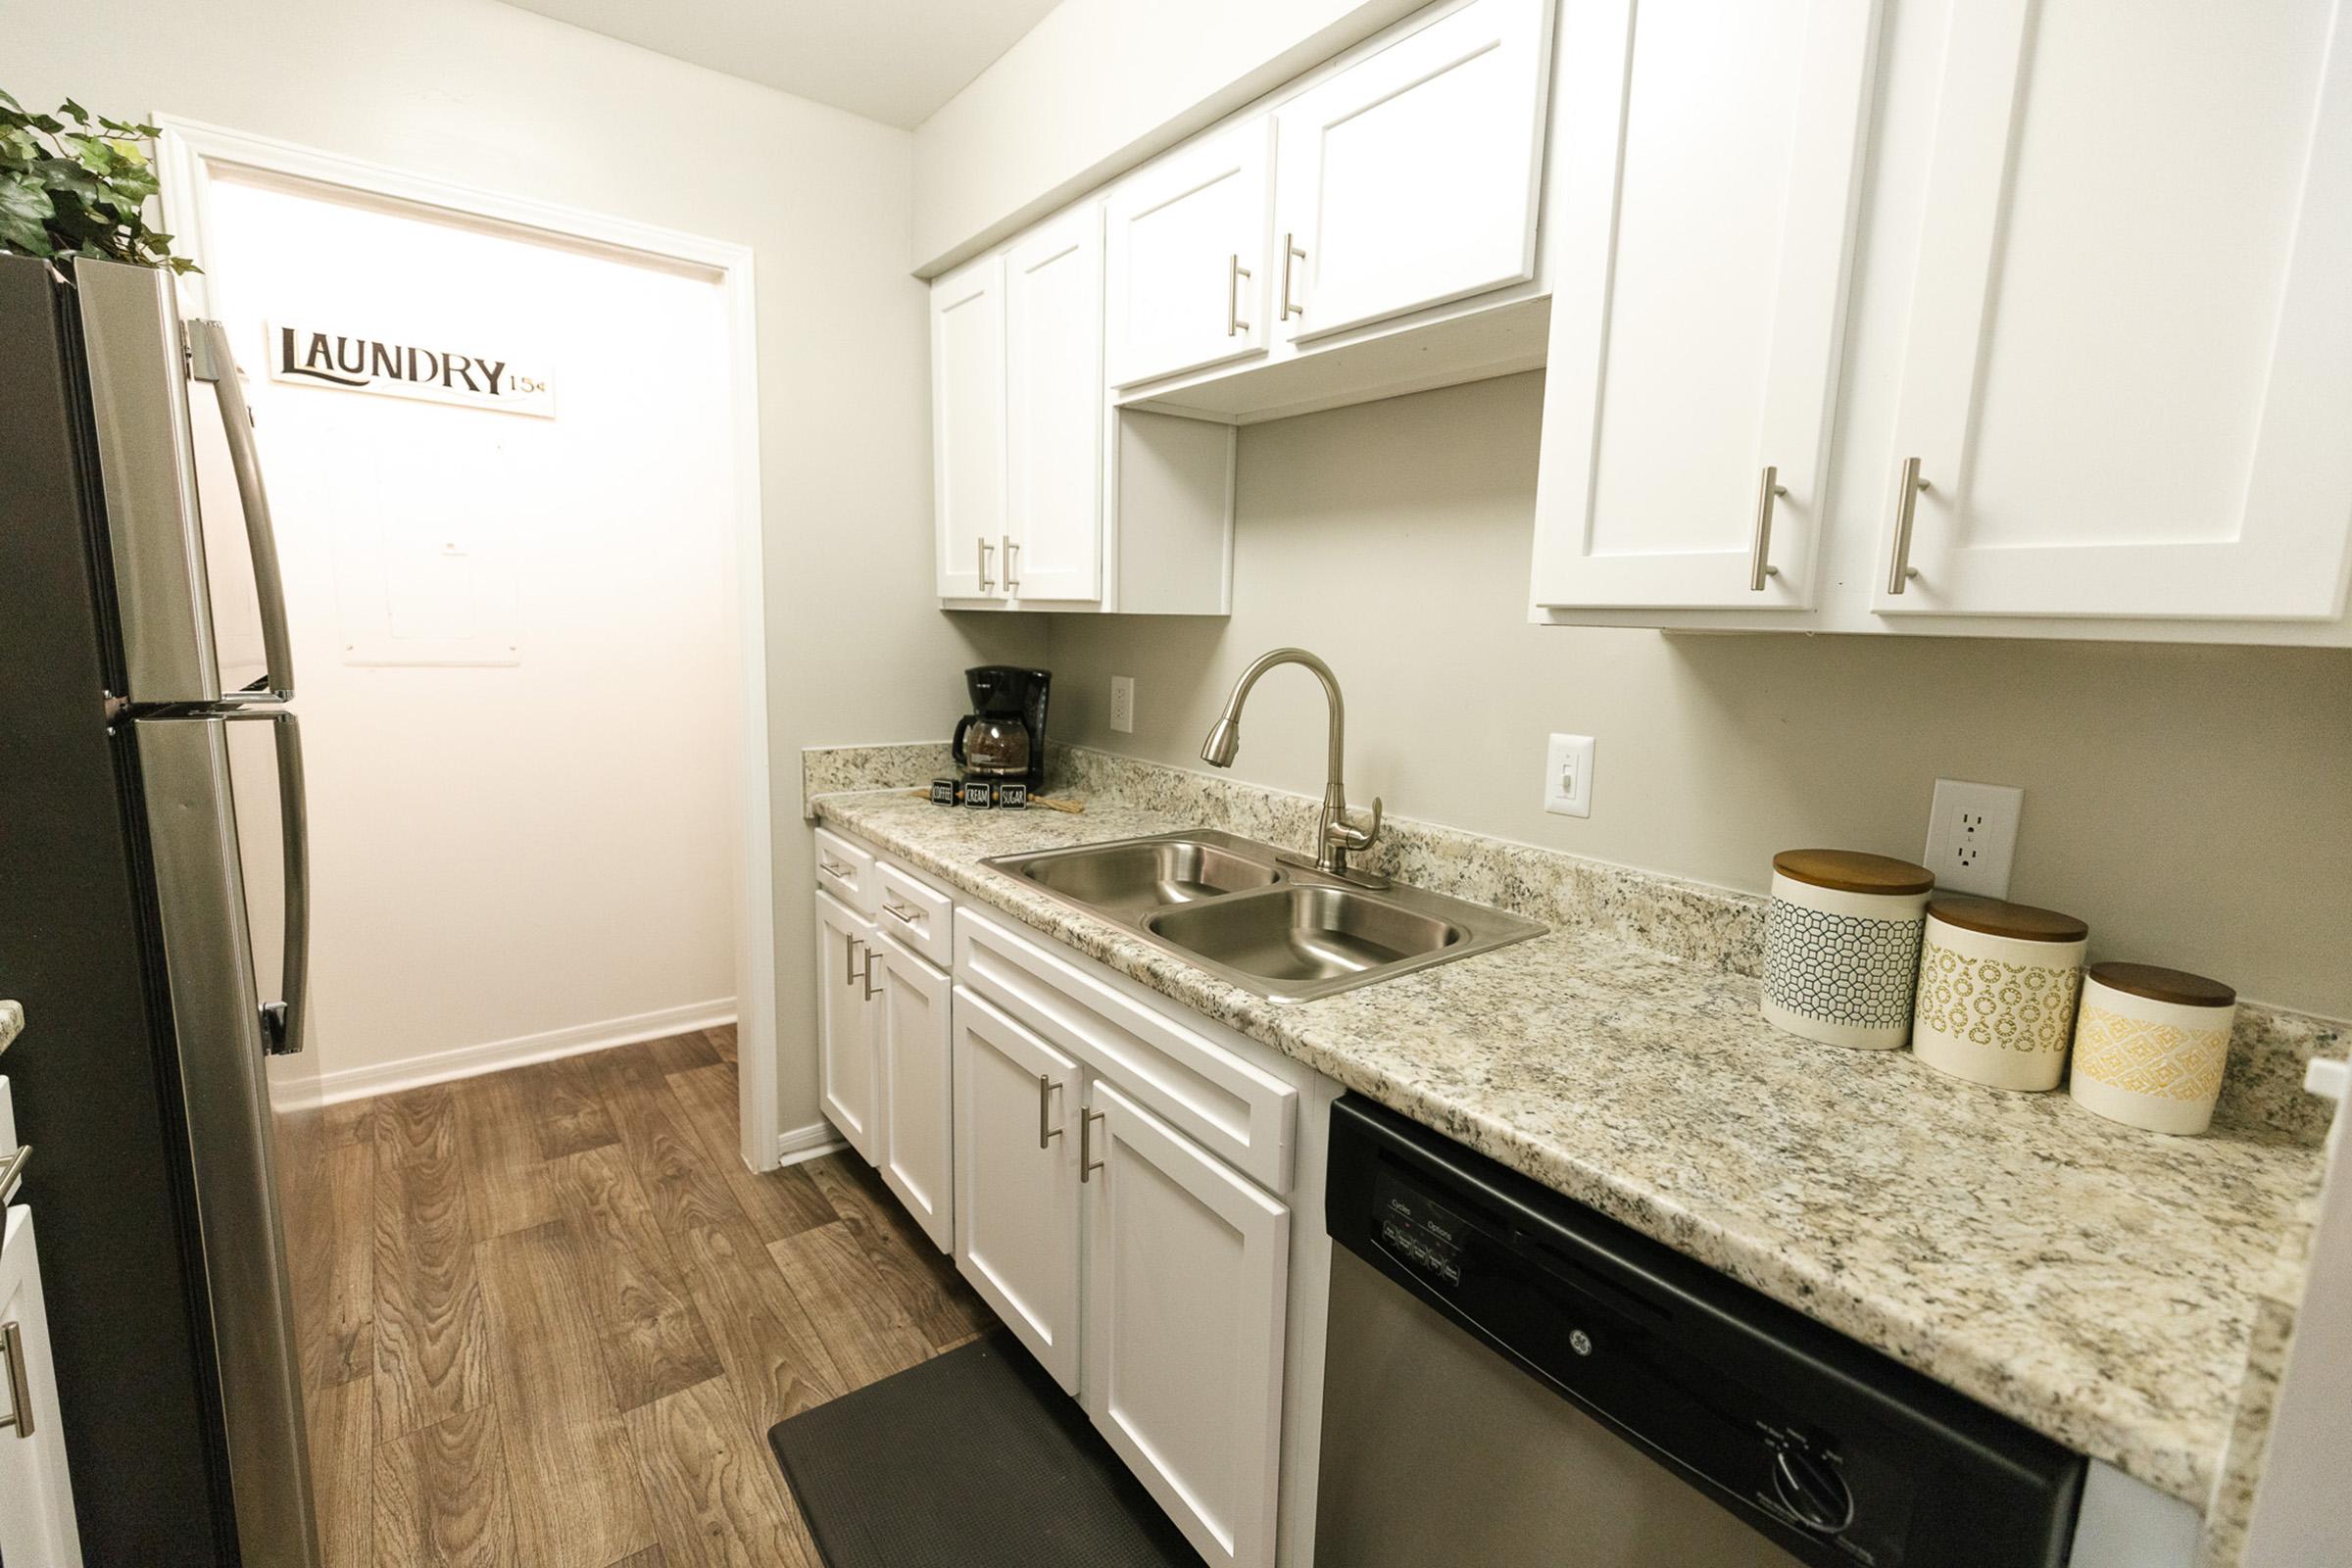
[872,931,955,1251]
[0,1205,82,1568]
[813,890,880,1163]
[1083,1078,1290,1568]
[816,837,1322,1567]
[952,987,1083,1392]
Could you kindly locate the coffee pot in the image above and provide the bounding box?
[951,665,1051,788]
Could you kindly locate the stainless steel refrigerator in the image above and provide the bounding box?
[0,253,324,1566]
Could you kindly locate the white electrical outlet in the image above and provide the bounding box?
[1544,734,1595,818]
[1109,675,1136,734]
[1924,779,2024,897]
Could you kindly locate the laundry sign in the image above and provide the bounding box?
[264,321,557,417]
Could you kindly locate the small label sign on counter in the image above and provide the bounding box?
[266,321,556,417]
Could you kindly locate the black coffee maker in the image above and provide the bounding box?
[952,666,1051,792]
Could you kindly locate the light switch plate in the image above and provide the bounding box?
[1924,779,2023,897]
[1544,734,1594,818]
[1109,675,1135,734]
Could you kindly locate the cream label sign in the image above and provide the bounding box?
[264,321,557,417]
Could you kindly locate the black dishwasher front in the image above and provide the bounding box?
[1317,1095,2083,1568]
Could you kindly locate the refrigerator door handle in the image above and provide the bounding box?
[188,319,295,703]
[250,711,309,1057]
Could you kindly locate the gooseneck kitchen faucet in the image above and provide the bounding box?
[1200,647,1385,884]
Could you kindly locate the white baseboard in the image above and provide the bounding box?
[318,999,737,1103]
[776,1120,848,1168]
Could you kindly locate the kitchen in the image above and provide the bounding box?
[2,0,2348,1565]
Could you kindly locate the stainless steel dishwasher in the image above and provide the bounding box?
[1316,1096,2084,1568]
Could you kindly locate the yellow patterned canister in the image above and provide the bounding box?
[2070,963,2237,1135]
[1911,897,2088,1091]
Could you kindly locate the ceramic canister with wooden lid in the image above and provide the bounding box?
[1761,850,1936,1050]
[1911,897,2088,1091]
[2070,963,2238,1135]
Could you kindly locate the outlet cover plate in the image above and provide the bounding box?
[1109,675,1135,734]
[1924,778,2023,898]
[1544,734,1594,818]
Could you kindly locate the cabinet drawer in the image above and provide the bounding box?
[874,859,954,967]
[812,826,877,914]
[955,906,1297,1193]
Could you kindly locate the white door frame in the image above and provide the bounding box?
[153,117,783,1173]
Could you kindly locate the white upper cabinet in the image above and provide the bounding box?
[1273,0,1550,342]
[933,202,1234,615]
[1875,0,2352,623]
[1531,0,1880,612]
[1104,118,1274,389]
[1004,205,1106,604]
[930,254,1005,601]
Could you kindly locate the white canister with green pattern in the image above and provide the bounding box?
[1912,897,2088,1091]
[1761,850,1936,1050]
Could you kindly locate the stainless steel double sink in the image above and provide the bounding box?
[983,829,1544,1003]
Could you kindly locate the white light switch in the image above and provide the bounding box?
[1544,734,1594,818]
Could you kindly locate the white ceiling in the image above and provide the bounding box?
[500,0,1063,128]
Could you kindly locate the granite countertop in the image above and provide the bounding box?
[0,1001,21,1055]
[810,785,2328,1516]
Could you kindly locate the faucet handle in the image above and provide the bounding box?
[1330,795,1383,853]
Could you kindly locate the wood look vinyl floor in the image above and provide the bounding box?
[304,1027,993,1568]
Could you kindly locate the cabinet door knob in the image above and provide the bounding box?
[1079,1106,1106,1182]
[1038,1074,1064,1149]
[1886,457,1929,596]
[1749,465,1789,591]
[0,1320,32,1440]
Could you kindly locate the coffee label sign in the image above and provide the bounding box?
[264,321,556,417]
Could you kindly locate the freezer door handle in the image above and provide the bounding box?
[248,710,309,1057]
[188,318,295,702]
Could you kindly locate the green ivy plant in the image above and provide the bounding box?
[0,90,196,272]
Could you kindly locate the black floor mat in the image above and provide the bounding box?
[768,1330,1204,1568]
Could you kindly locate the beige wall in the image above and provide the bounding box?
[13,0,1046,1133]
[1045,373,2352,1019]
[909,0,1424,272]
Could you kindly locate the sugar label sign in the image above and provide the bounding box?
[265,321,556,417]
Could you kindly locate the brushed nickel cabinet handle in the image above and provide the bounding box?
[819,858,854,883]
[0,1145,25,1208]
[1749,466,1789,591]
[1282,232,1305,320]
[1004,536,1021,595]
[860,947,883,1001]
[1038,1075,1063,1149]
[1079,1107,1105,1182]
[0,1320,31,1440]
[1886,457,1929,595]
[977,537,995,594]
[844,935,864,987]
[881,900,919,925]
[1228,255,1251,336]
